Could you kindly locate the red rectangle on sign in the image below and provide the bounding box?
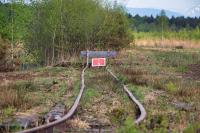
[92,58,106,67]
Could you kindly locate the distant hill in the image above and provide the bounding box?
[186,4,200,17]
[127,8,183,18]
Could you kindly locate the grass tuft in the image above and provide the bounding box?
[0,81,37,109]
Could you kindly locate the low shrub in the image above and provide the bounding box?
[117,117,141,133]
[184,123,200,133]
[165,82,177,93]
[110,107,127,124]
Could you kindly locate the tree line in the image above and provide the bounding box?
[128,10,200,32]
[0,0,131,70]
[0,1,199,71]
[127,10,200,41]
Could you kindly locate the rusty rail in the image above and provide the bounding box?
[106,67,146,124]
[18,51,89,133]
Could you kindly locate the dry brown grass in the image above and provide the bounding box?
[135,39,200,49]
[115,67,149,85]
[67,118,90,129]
[0,82,36,109]
[0,86,20,108]
[176,86,200,98]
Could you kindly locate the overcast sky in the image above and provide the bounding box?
[113,0,200,17]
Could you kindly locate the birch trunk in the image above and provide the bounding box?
[51,28,56,65]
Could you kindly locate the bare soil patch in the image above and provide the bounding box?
[184,62,200,80]
[0,72,50,81]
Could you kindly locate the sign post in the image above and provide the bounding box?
[81,51,117,67]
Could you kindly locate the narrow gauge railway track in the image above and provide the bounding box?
[18,52,146,133]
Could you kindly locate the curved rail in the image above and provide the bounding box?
[18,51,89,133]
[106,67,146,124]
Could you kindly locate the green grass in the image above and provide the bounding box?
[52,81,67,102]
[82,87,100,106]
[127,85,146,101]
[153,51,200,72]
[184,123,200,133]
[1,107,16,121]
[117,117,142,133]
[165,82,177,93]
[65,80,81,108]
[109,47,200,132]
